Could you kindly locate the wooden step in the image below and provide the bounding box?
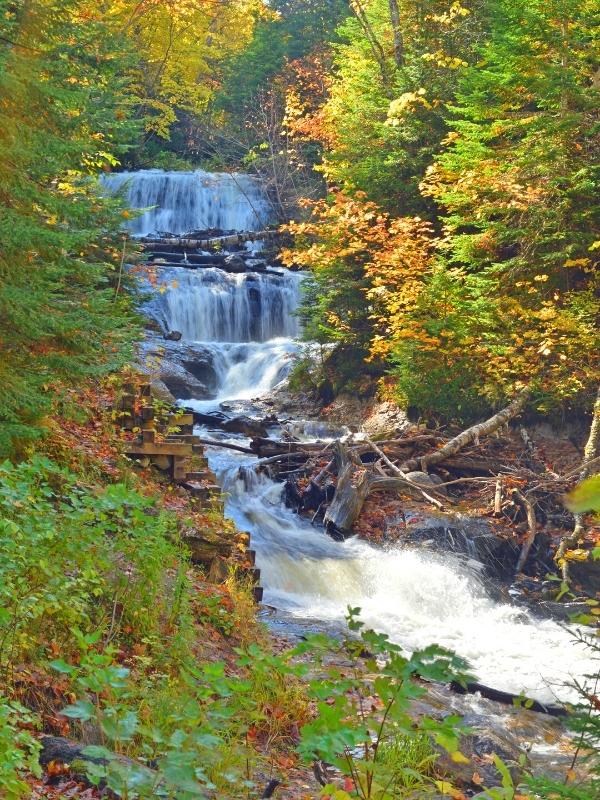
[250,567,261,584]
[252,586,264,603]
[126,441,194,457]
[167,413,194,427]
[185,470,213,481]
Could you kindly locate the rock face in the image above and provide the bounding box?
[362,400,410,439]
[138,336,219,401]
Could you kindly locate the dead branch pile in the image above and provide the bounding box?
[245,391,597,576]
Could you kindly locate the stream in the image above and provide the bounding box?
[107,168,596,775]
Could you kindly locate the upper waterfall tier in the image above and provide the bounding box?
[101,169,271,236]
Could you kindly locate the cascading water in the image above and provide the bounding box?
[123,168,593,708]
[211,449,595,706]
[101,169,270,236]
[148,268,302,343]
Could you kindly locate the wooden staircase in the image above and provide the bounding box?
[117,382,262,601]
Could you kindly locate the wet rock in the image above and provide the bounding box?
[245,258,268,272]
[139,337,219,401]
[436,727,525,789]
[404,515,519,581]
[156,361,212,401]
[164,330,182,341]
[223,254,246,272]
[222,415,268,438]
[404,470,447,496]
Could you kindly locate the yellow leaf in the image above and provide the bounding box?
[564,549,589,562]
[435,780,465,799]
[450,750,470,764]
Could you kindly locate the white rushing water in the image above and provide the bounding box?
[101,169,270,236]
[126,168,594,705]
[150,268,302,343]
[208,453,595,705]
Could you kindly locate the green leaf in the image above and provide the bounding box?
[61,699,96,722]
[565,476,600,513]
[49,659,75,675]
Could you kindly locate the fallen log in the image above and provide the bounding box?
[401,389,531,473]
[365,436,445,509]
[449,681,566,717]
[140,230,279,250]
[323,442,444,537]
[194,436,254,454]
[39,735,158,785]
[250,437,329,458]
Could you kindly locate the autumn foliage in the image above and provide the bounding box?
[283,0,599,420]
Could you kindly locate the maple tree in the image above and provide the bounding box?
[285,0,599,420]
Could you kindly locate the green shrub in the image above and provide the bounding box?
[0,697,41,800]
[0,456,190,676]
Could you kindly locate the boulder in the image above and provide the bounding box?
[404,470,447,496]
[158,361,212,401]
[138,337,220,401]
[362,400,409,439]
[149,378,176,406]
[164,330,182,341]
[223,254,246,272]
[222,415,268,438]
[436,728,525,790]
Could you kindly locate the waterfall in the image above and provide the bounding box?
[125,168,592,709]
[101,169,270,236]
[147,267,302,343]
[211,455,595,705]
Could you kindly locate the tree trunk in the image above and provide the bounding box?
[350,0,392,91]
[556,385,600,579]
[323,441,442,536]
[388,0,404,67]
[139,230,278,249]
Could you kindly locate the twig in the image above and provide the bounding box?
[494,478,502,516]
[364,437,445,510]
[513,488,538,575]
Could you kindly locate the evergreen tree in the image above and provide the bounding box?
[0,0,140,455]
